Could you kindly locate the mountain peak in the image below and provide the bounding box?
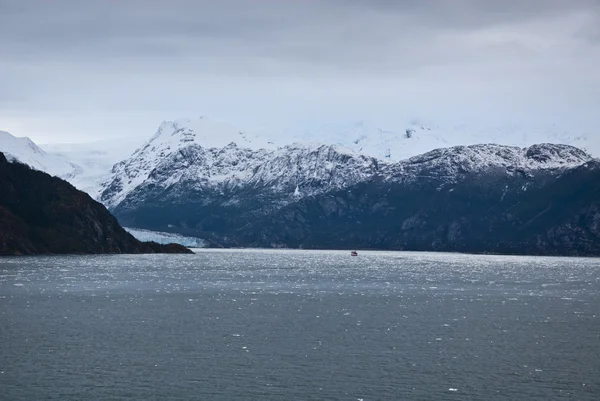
[525,143,591,166]
[148,117,276,152]
[0,130,43,153]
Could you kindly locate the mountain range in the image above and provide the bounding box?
[3,118,599,197]
[1,118,599,255]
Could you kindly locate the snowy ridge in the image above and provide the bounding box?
[399,143,592,178]
[0,130,80,179]
[102,140,380,209]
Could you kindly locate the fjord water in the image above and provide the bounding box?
[1,250,599,400]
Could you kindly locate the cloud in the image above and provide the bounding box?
[0,0,598,142]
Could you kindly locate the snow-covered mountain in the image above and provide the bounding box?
[4,116,597,205]
[100,116,595,211]
[0,130,80,180]
[98,117,592,224]
[101,140,378,209]
[98,118,277,207]
[101,132,599,255]
[396,143,593,181]
[98,116,596,206]
[99,117,374,208]
[104,138,592,209]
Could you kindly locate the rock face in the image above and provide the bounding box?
[100,129,600,256]
[0,152,192,255]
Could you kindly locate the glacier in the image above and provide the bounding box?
[124,227,206,248]
[40,138,142,198]
[0,130,140,198]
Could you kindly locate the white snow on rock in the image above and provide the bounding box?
[98,117,279,207]
[0,130,80,179]
[98,116,375,208]
[402,143,592,175]
[101,139,379,209]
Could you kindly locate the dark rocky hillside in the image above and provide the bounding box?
[0,152,192,255]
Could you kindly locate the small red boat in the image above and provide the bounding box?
[351,251,358,256]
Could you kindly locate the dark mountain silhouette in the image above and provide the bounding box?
[0,152,192,255]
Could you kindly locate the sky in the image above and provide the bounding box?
[1,0,599,143]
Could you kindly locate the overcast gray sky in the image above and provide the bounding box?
[1,0,599,143]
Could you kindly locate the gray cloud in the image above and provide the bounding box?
[0,0,598,142]
[2,0,598,68]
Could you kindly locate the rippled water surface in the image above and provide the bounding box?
[1,250,599,400]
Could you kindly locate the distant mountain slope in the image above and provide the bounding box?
[0,130,80,179]
[0,152,192,255]
[2,130,141,199]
